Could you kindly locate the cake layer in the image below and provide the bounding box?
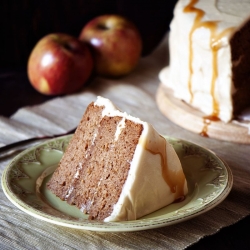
[46,103,104,200]
[67,117,143,221]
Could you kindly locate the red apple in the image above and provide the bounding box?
[27,33,94,95]
[79,15,142,77]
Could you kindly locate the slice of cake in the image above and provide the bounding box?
[47,96,188,222]
[159,0,250,123]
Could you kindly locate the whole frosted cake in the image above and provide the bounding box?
[47,96,188,222]
[159,0,250,122]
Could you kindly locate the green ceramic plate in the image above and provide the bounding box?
[1,135,233,232]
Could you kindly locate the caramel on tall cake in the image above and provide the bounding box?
[159,0,250,123]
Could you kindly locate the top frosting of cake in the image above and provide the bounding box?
[159,0,250,122]
[94,96,188,222]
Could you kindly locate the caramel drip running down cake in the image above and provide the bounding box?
[47,96,188,222]
[159,0,250,123]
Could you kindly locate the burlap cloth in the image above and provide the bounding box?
[0,35,250,249]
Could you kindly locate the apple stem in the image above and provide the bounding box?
[97,24,109,30]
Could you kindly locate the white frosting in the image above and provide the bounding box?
[94,96,188,222]
[94,96,143,124]
[159,0,250,122]
[114,117,126,141]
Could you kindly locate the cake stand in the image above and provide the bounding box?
[156,83,250,144]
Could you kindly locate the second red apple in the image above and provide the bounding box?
[79,15,142,77]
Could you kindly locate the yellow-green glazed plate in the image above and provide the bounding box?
[1,135,233,232]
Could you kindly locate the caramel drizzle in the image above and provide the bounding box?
[143,135,186,198]
[184,0,235,118]
[199,115,220,137]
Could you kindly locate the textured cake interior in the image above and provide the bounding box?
[47,102,103,201]
[231,20,250,116]
[47,103,143,221]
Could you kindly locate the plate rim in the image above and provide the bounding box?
[1,135,233,232]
